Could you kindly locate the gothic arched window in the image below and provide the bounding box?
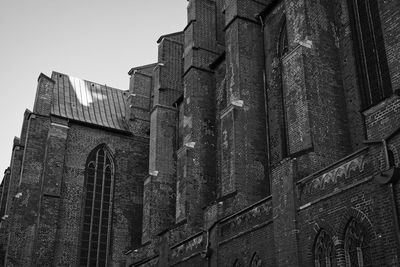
[79,145,114,267]
[250,252,263,267]
[233,258,243,267]
[314,229,336,267]
[344,218,371,267]
[347,0,392,108]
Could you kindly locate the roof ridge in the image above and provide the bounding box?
[52,71,126,92]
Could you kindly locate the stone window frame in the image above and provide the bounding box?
[249,252,263,267]
[314,229,336,267]
[79,144,115,267]
[344,217,371,267]
[232,258,244,267]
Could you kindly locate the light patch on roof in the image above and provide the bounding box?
[69,76,94,107]
[92,91,106,101]
[52,72,128,131]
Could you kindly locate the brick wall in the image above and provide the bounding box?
[264,1,288,165]
[0,168,10,262]
[34,119,69,266]
[222,0,269,215]
[283,0,351,171]
[53,123,147,266]
[364,95,400,141]
[3,0,400,266]
[296,145,400,265]
[127,64,154,136]
[6,114,50,266]
[0,169,11,218]
[378,0,400,91]
[218,198,275,267]
[1,138,23,266]
[336,0,366,151]
[143,32,184,242]
[33,74,54,117]
[131,0,400,265]
[181,0,218,231]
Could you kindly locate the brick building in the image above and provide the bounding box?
[1,0,400,266]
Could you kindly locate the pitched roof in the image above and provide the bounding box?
[50,71,128,131]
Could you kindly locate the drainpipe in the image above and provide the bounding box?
[258,14,273,195]
[381,140,400,258]
[202,220,218,267]
[369,138,400,260]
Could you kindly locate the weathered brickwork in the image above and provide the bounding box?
[0,168,11,261]
[54,124,148,266]
[378,0,400,91]
[0,169,11,219]
[218,198,275,266]
[223,0,270,212]
[129,0,400,266]
[7,114,50,266]
[0,137,24,264]
[264,0,290,165]
[143,32,184,243]
[1,71,149,266]
[2,0,400,266]
[336,0,365,151]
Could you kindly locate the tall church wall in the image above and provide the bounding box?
[335,0,365,152]
[179,0,219,233]
[34,117,69,266]
[296,146,398,266]
[0,137,23,265]
[143,32,184,243]
[0,169,11,220]
[5,74,55,264]
[221,0,270,213]
[0,168,10,261]
[6,113,50,266]
[296,86,400,266]
[264,0,290,166]
[1,0,400,266]
[1,72,150,266]
[129,0,400,266]
[53,123,148,266]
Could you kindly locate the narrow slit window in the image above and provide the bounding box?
[279,19,289,158]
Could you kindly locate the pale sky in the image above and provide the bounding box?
[0,0,188,176]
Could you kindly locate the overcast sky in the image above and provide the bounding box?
[0,0,188,177]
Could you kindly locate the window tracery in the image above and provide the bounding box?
[79,145,114,267]
[233,258,244,267]
[250,252,263,267]
[314,229,336,267]
[344,218,371,267]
